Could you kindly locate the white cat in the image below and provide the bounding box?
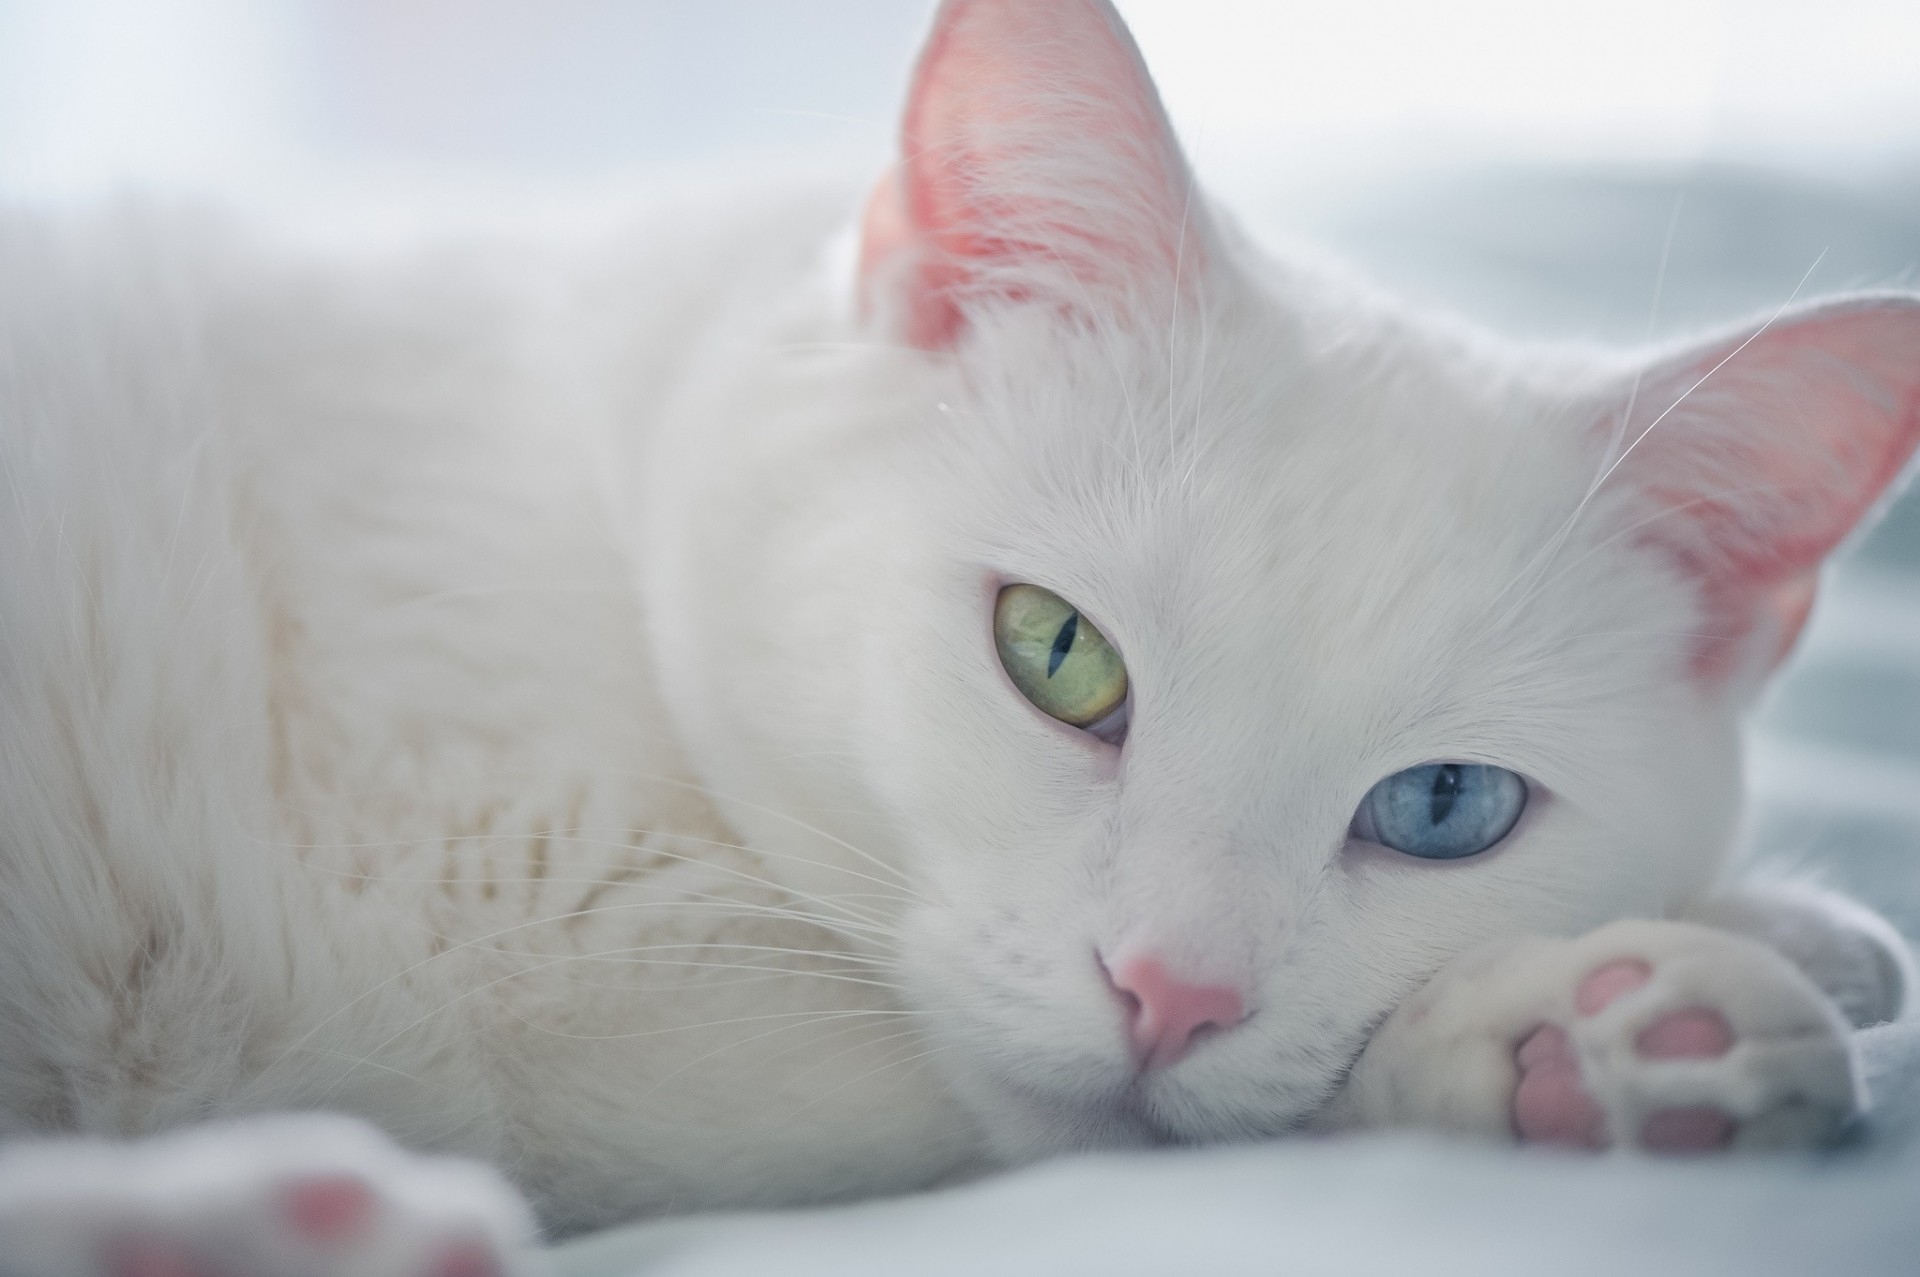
[2,0,1917,1271]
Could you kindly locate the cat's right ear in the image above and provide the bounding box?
[1600,293,1920,688]
[858,0,1209,349]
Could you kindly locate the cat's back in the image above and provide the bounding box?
[0,175,853,855]
[0,196,698,882]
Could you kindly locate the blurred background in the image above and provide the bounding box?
[1,0,1915,919]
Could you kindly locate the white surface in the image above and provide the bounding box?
[549,1019,1920,1277]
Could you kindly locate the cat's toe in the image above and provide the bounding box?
[1511,1022,1606,1147]
[1511,921,1861,1153]
[262,1161,515,1277]
[100,1235,215,1277]
[0,1114,537,1277]
[276,1172,382,1247]
[423,1240,511,1277]
[1514,962,1739,1149]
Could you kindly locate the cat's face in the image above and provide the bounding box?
[649,0,1920,1158]
[861,287,1747,1152]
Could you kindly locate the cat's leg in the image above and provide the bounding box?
[0,1114,541,1277]
[1684,881,1912,1030]
[1315,919,1861,1152]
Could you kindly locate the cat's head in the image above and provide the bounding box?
[652,0,1920,1156]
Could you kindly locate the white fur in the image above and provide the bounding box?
[0,0,1914,1251]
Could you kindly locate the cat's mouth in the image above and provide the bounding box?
[998,1066,1308,1156]
[949,1003,1378,1157]
[1111,1027,1384,1149]
[1118,1094,1219,1148]
[1099,1083,1315,1151]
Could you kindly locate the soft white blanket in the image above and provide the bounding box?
[550,1019,1920,1277]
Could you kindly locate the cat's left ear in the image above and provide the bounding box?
[858,0,1210,349]
[1604,293,1920,684]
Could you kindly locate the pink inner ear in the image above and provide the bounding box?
[1614,297,1920,679]
[1763,572,1820,669]
[860,0,1202,348]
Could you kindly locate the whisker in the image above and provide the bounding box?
[307,942,910,1101]
[482,937,898,976]
[638,1003,916,1099]
[508,966,877,998]
[1486,190,1685,616]
[1167,137,1198,486]
[534,939,894,965]
[484,953,903,992]
[779,1039,955,1121]
[270,759,919,895]
[1569,248,1827,533]
[730,1011,925,1075]
[375,581,629,616]
[498,1006,912,1046]
[532,893,901,943]
[1491,247,1828,633]
[264,820,920,909]
[265,888,900,1090]
[565,768,918,891]
[263,829,912,937]
[766,338,924,356]
[779,1023,932,1087]
[1502,479,1795,619]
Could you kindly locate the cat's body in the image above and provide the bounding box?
[2,0,1918,1268]
[0,187,986,1226]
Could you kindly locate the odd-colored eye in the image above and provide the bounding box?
[994,584,1128,731]
[1351,763,1527,860]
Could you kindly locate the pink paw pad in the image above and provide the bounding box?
[427,1239,506,1277]
[105,1237,214,1277]
[1512,1023,1606,1148]
[1641,1105,1736,1152]
[1512,957,1740,1150]
[1636,1008,1734,1060]
[278,1173,380,1246]
[1574,959,1651,1014]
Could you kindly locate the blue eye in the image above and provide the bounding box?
[1351,763,1528,860]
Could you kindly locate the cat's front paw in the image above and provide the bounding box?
[1336,919,1861,1152]
[1506,921,1863,1151]
[0,1114,540,1277]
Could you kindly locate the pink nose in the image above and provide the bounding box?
[1103,953,1247,1069]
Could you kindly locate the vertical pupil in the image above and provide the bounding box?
[1046,611,1079,678]
[1428,764,1462,826]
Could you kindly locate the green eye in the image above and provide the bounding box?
[993,584,1128,729]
